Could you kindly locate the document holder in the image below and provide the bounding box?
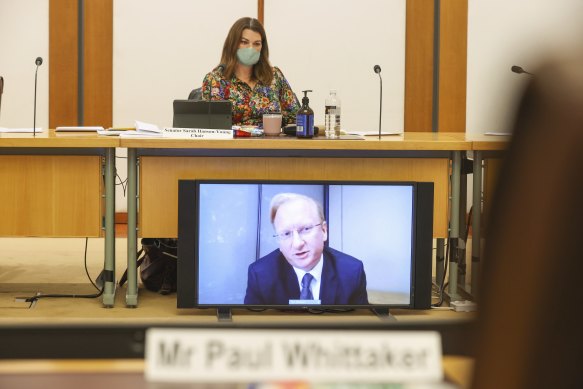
[173,100,232,130]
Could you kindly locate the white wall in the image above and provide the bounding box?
[113,0,257,128]
[265,0,406,133]
[466,0,583,135]
[0,0,49,130]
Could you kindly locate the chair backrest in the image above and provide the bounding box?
[188,87,202,101]
[472,53,583,389]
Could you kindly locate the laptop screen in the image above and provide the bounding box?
[173,100,232,129]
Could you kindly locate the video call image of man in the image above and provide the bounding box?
[244,193,369,305]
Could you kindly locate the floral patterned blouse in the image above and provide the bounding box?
[201,66,300,126]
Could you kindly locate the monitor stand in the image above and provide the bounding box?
[371,307,397,321]
[216,308,233,322]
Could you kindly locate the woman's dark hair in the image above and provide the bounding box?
[220,17,273,85]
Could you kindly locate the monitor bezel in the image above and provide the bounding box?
[177,179,433,311]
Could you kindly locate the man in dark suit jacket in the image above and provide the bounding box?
[244,192,368,305]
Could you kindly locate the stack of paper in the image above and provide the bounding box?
[118,121,164,138]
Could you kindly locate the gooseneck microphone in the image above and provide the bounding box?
[511,65,534,76]
[373,65,382,140]
[33,57,43,137]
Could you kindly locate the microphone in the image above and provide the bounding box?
[373,65,382,140]
[33,57,43,136]
[511,65,534,76]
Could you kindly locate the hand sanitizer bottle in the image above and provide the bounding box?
[296,90,314,138]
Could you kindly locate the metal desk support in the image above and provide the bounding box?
[448,151,462,301]
[471,151,483,298]
[126,148,139,307]
[102,148,117,307]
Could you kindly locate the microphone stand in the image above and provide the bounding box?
[377,72,382,140]
[374,65,383,140]
[33,64,39,137]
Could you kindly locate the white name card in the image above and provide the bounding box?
[145,329,443,384]
[162,127,233,139]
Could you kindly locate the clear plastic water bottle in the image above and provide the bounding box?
[325,90,341,138]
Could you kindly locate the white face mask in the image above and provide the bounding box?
[236,47,260,66]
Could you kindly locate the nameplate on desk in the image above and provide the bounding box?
[145,328,443,383]
[162,127,234,139]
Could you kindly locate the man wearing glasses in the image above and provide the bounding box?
[244,193,368,305]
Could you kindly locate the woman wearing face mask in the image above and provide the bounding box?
[201,17,300,127]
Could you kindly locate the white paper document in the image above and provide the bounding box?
[118,130,164,138]
[344,130,403,136]
[55,126,104,132]
[115,120,165,138]
[135,120,162,134]
[484,131,512,136]
[0,127,44,133]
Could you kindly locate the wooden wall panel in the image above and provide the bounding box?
[438,0,468,132]
[49,0,113,128]
[84,0,113,128]
[404,0,434,132]
[258,0,264,23]
[49,0,78,128]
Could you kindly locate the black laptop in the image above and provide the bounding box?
[172,100,232,130]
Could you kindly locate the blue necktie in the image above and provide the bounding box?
[300,273,314,300]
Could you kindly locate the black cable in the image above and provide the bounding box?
[16,238,104,304]
[432,206,474,307]
[115,173,127,196]
[432,238,450,307]
[83,237,100,290]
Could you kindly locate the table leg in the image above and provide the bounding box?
[448,151,462,301]
[436,238,445,287]
[126,148,138,307]
[102,148,116,307]
[471,151,483,298]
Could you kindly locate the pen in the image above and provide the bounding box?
[107,127,135,131]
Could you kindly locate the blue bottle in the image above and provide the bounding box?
[296,90,314,138]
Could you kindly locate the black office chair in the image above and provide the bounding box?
[188,87,202,101]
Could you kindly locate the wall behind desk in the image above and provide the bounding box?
[112,0,405,132]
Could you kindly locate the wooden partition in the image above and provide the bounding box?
[404,0,468,133]
[139,156,450,238]
[49,0,79,128]
[49,0,112,128]
[0,155,102,236]
[404,0,435,132]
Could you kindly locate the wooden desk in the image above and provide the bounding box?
[467,134,511,298]
[0,130,119,306]
[121,133,471,307]
[0,356,473,388]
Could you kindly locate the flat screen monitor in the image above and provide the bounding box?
[177,180,433,317]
